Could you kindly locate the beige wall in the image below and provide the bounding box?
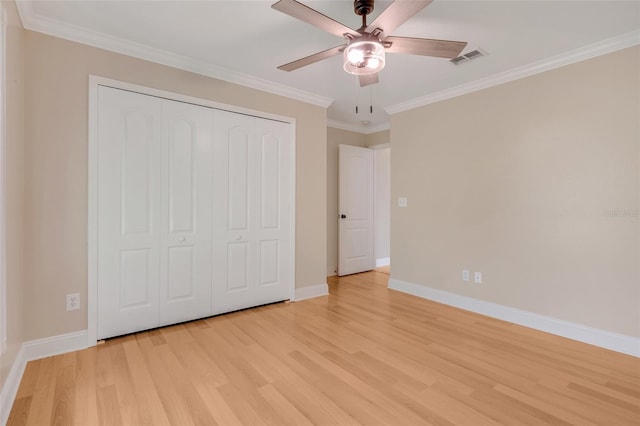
[391,46,640,337]
[1,0,25,391]
[22,30,327,341]
[326,127,367,275]
[366,129,390,147]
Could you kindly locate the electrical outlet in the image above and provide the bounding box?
[474,272,482,284]
[462,269,470,281]
[66,293,80,311]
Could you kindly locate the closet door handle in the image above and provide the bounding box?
[179,236,186,242]
[235,235,242,241]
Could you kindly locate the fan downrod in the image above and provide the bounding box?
[354,0,374,28]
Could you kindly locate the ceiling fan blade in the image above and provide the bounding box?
[358,73,379,87]
[272,0,359,38]
[366,0,433,38]
[277,44,346,72]
[385,36,467,58]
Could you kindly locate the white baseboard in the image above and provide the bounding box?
[1,330,89,424]
[294,283,329,301]
[1,345,26,426]
[375,257,390,267]
[388,278,640,357]
[22,330,89,361]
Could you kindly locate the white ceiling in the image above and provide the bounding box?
[17,1,640,133]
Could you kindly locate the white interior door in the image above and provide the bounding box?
[158,100,213,326]
[97,87,162,339]
[212,111,292,313]
[338,144,374,276]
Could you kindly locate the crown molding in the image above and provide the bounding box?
[328,119,390,134]
[386,29,640,115]
[15,1,333,108]
[17,2,638,125]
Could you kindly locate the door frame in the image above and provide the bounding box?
[87,76,297,346]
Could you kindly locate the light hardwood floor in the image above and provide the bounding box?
[8,271,640,425]
[374,265,390,275]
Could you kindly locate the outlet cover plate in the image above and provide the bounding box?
[66,293,80,311]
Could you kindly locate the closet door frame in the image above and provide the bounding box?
[88,76,296,346]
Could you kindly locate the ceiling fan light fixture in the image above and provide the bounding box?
[343,40,385,75]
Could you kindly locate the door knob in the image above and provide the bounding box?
[179,236,186,242]
[235,235,242,241]
[340,214,347,219]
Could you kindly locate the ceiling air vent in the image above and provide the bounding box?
[450,49,487,65]
[450,56,468,65]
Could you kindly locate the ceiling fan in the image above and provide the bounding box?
[272,0,468,87]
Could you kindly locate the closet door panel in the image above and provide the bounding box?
[260,133,280,230]
[212,111,256,313]
[97,87,162,339]
[227,242,250,291]
[119,249,152,308]
[166,246,194,299]
[254,120,292,305]
[159,100,213,325]
[121,113,153,234]
[228,128,250,231]
[168,120,195,232]
[259,240,279,286]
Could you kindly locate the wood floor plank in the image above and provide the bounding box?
[256,384,314,426]
[7,271,640,425]
[216,382,279,426]
[72,347,98,426]
[49,353,75,426]
[14,360,40,399]
[287,349,407,425]
[192,381,243,425]
[270,377,362,425]
[107,341,139,425]
[95,384,123,426]
[492,383,601,426]
[120,339,172,426]
[6,396,31,426]
[23,357,57,426]
[151,343,218,425]
[419,386,503,426]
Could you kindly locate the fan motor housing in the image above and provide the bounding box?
[354,0,374,16]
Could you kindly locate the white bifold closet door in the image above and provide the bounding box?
[96,86,292,340]
[212,110,292,314]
